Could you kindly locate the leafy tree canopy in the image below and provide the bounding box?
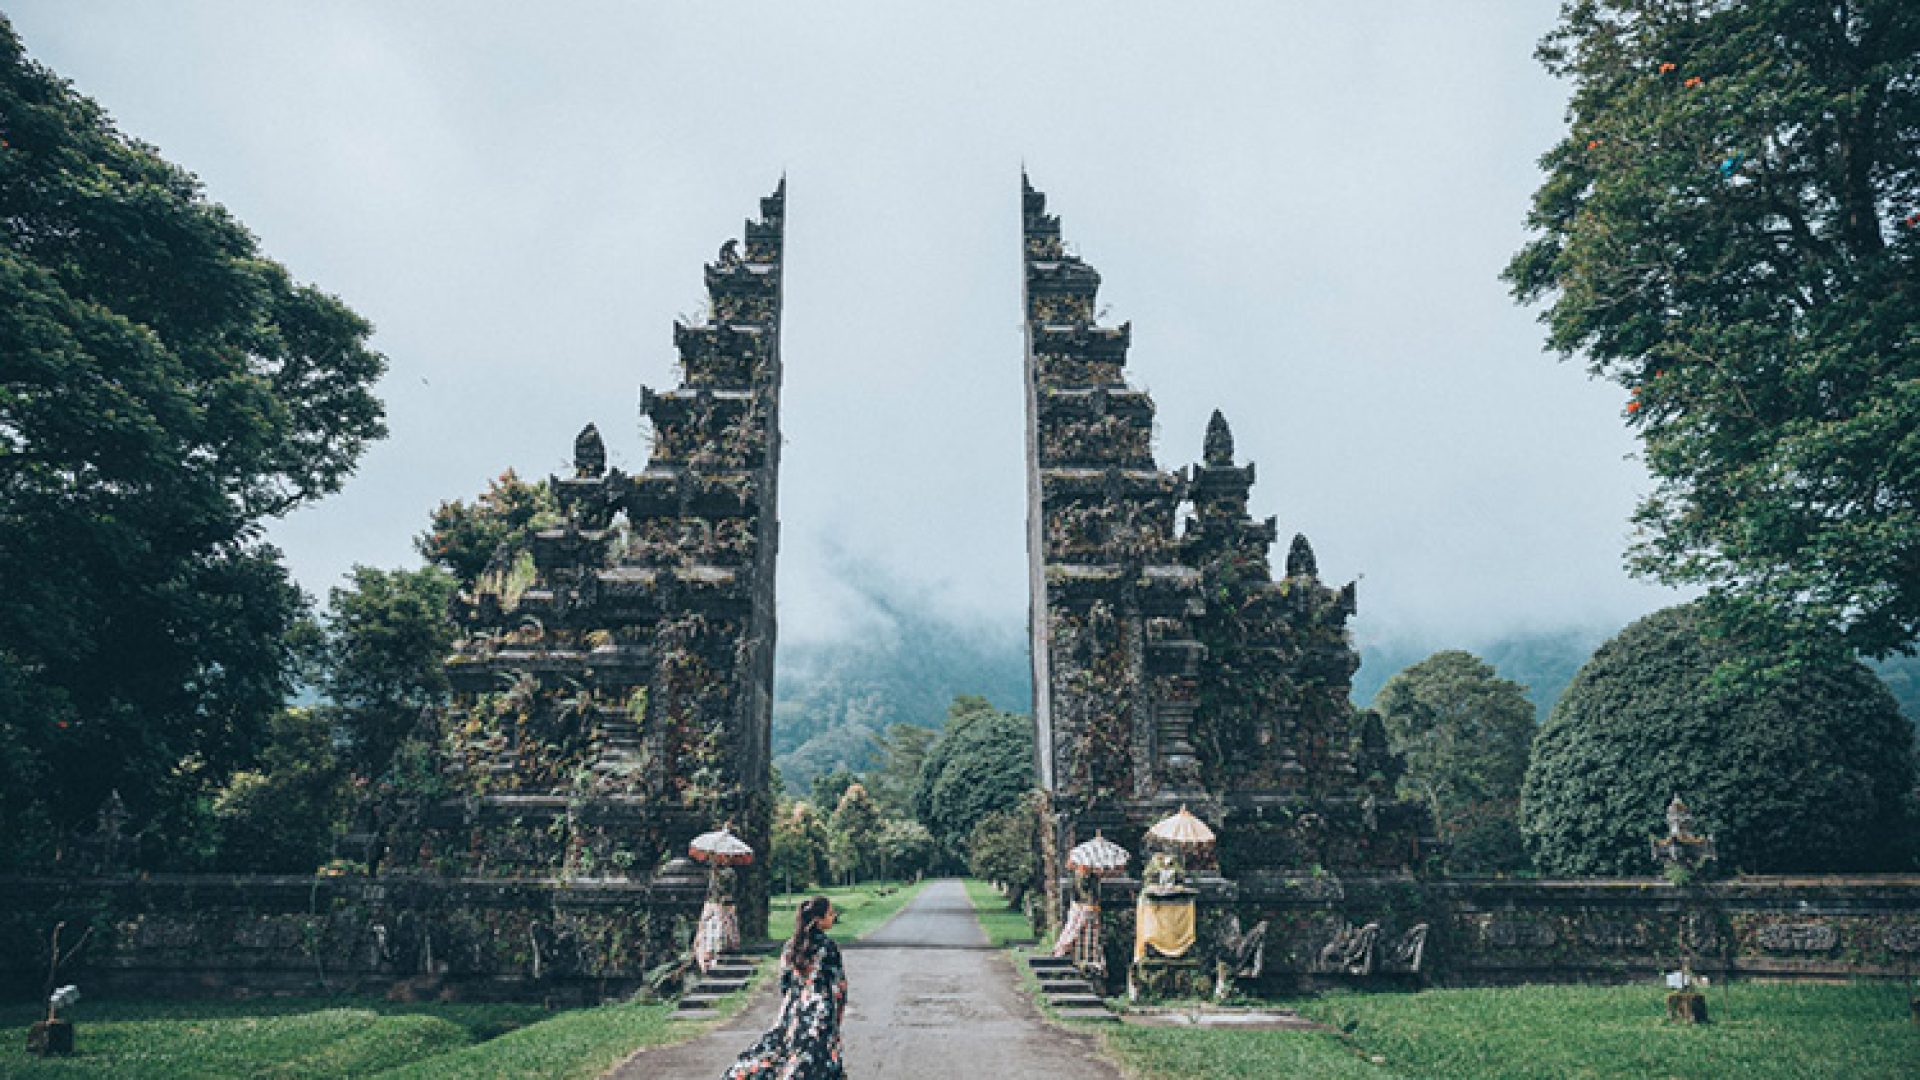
[323,564,458,778]
[1378,651,1536,809]
[876,817,936,881]
[1507,0,1920,660]
[1521,603,1916,875]
[1377,650,1537,874]
[415,469,557,590]
[829,781,884,883]
[0,18,385,856]
[914,695,1035,865]
[864,722,936,817]
[769,800,829,894]
[209,706,346,873]
[967,802,1038,905]
[811,768,857,813]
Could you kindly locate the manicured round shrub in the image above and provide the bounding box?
[1521,604,1915,875]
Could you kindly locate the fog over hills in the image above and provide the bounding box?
[770,588,1920,794]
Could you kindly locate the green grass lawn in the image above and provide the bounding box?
[0,997,547,1079]
[0,884,918,1079]
[1094,981,1920,1080]
[771,878,929,942]
[0,962,769,1080]
[371,994,694,1080]
[960,878,1038,947]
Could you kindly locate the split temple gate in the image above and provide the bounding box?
[416,178,788,938]
[4,177,1918,1003]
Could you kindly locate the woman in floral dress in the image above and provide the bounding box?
[723,895,848,1079]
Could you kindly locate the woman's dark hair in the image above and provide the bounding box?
[784,896,831,972]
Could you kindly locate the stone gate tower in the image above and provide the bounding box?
[408,181,786,939]
[1022,176,1430,936]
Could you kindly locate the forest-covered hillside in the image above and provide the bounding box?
[771,611,1920,794]
[1351,629,1611,720]
[771,604,1029,792]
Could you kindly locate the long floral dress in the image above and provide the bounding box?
[722,928,848,1079]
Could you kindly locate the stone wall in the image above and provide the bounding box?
[1088,874,1920,995]
[0,870,704,1003]
[11,872,1914,1003]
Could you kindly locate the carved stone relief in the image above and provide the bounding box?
[1754,924,1838,952]
[1484,919,1557,950]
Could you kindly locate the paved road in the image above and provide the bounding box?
[613,879,1124,1079]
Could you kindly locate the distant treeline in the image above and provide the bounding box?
[772,613,1920,794]
[1352,630,1611,721]
[771,604,1030,793]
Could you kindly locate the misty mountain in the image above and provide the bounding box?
[1356,633,1920,727]
[772,605,1030,794]
[771,610,1920,794]
[1352,628,1613,721]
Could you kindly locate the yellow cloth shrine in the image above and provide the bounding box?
[1133,893,1197,962]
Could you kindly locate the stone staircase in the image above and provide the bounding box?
[1026,954,1118,1024]
[670,953,758,1020]
[589,715,647,787]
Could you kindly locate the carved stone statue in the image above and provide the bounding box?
[1213,914,1269,1000]
[1203,409,1235,467]
[1666,794,1697,839]
[1285,533,1318,579]
[1351,711,1403,794]
[706,864,738,904]
[1385,923,1430,973]
[573,423,606,479]
[1141,850,1191,894]
[97,789,130,873]
[1316,921,1381,976]
[1651,792,1717,874]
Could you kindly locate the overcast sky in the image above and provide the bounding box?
[12,1,1687,652]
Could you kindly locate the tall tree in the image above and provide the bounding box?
[1375,651,1537,874]
[876,817,936,881]
[811,768,857,814]
[769,800,829,895]
[967,801,1038,906]
[1506,1,1920,661]
[915,696,1036,866]
[829,782,883,884]
[323,565,458,779]
[208,706,346,873]
[864,722,936,817]
[0,18,385,859]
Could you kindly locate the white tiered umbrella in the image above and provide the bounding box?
[1067,832,1132,877]
[688,825,755,866]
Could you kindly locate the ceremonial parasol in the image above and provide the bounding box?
[1067,831,1131,877]
[1145,805,1216,854]
[688,824,755,866]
